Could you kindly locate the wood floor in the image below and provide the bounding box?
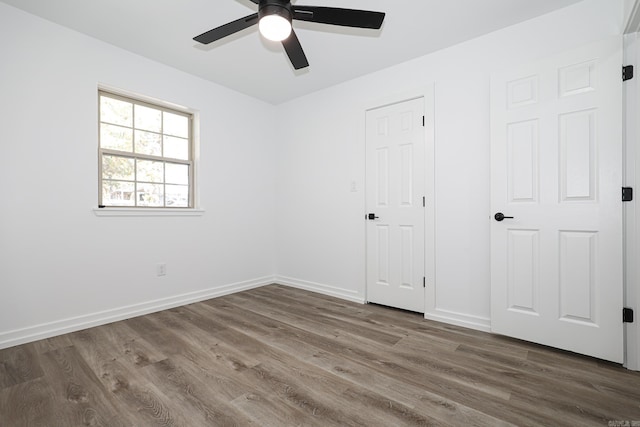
[1,285,640,426]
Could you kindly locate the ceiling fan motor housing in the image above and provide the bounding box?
[258,0,293,23]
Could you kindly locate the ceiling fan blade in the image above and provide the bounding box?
[193,13,259,44]
[293,6,385,29]
[282,29,309,70]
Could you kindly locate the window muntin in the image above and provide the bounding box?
[98,91,193,208]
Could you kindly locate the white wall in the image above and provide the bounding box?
[274,0,625,330]
[0,3,277,348]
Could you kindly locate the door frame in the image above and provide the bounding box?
[625,1,640,371]
[624,30,640,371]
[362,85,435,314]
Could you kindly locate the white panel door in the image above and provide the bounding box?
[366,98,425,313]
[490,37,623,362]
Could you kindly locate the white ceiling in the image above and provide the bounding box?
[1,0,584,104]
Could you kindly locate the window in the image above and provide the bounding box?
[98,90,193,208]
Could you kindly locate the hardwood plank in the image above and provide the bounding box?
[455,342,640,402]
[163,308,372,425]
[197,298,554,425]
[233,332,505,427]
[90,355,192,426]
[0,377,57,426]
[189,303,445,425]
[140,358,257,426]
[124,313,259,402]
[148,310,356,425]
[242,287,407,345]
[40,346,126,426]
[156,307,262,370]
[101,320,167,368]
[2,284,640,426]
[230,391,324,427]
[240,361,370,427]
[202,296,515,401]
[0,344,44,389]
[201,289,640,426]
[30,334,74,354]
[271,339,514,427]
[259,286,530,359]
[69,321,166,371]
[69,322,201,426]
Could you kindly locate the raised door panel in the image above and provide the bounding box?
[559,231,597,325]
[507,229,540,315]
[376,148,389,207]
[508,120,539,203]
[560,109,597,202]
[376,225,390,286]
[400,225,415,289]
[400,143,414,207]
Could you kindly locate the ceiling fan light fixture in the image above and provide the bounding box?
[258,3,292,42]
[259,14,291,41]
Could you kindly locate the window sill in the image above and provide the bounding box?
[92,207,205,217]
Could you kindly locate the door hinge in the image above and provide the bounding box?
[623,187,633,202]
[623,65,634,81]
[423,277,426,288]
[422,116,425,127]
[423,196,425,207]
[623,307,634,323]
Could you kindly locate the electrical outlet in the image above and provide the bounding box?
[157,263,167,276]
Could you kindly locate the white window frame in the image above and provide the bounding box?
[97,90,196,211]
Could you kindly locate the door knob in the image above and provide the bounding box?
[494,212,514,222]
[367,213,379,220]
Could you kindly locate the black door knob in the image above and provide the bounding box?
[494,212,514,222]
[367,213,379,220]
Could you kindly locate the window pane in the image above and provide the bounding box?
[102,155,134,181]
[101,123,133,152]
[100,96,132,127]
[165,163,189,185]
[163,112,189,138]
[135,130,162,156]
[137,159,164,183]
[98,91,193,209]
[166,185,189,207]
[138,183,164,207]
[102,180,135,206]
[164,136,189,160]
[135,104,161,133]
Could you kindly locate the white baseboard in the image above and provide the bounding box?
[275,277,491,334]
[1,275,493,351]
[0,276,275,350]
[275,276,365,304]
[424,308,492,333]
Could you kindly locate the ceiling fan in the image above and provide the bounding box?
[193,0,385,70]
